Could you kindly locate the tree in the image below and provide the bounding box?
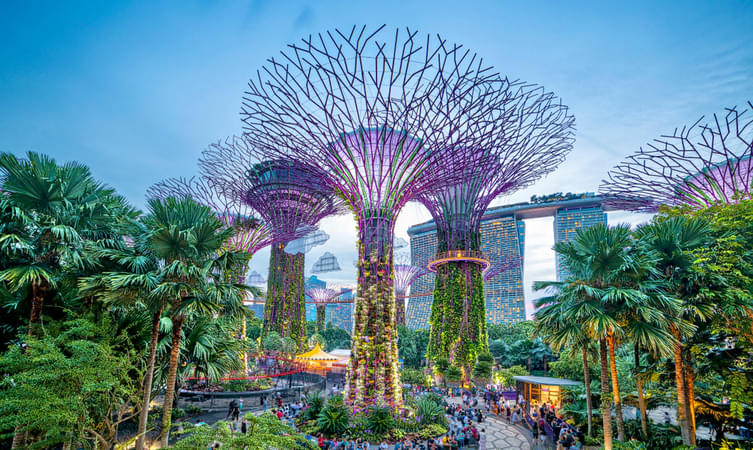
[262,331,283,352]
[0,318,140,448]
[171,412,316,449]
[551,224,668,447]
[141,197,246,447]
[0,152,136,336]
[635,216,717,446]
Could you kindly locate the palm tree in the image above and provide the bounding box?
[534,287,597,438]
[553,224,668,446]
[634,216,715,446]
[141,197,245,447]
[0,152,136,335]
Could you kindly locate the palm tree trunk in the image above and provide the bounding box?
[684,361,697,446]
[160,313,185,447]
[136,306,162,450]
[607,334,625,441]
[672,329,692,445]
[11,426,24,449]
[28,282,46,335]
[634,344,648,439]
[582,346,593,438]
[599,338,613,450]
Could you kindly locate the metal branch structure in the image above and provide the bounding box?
[482,255,521,282]
[415,81,574,381]
[199,136,346,351]
[601,102,753,211]
[240,25,511,408]
[305,287,353,332]
[311,252,342,274]
[393,264,427,326]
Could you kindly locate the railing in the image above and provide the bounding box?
[427,250,490,272]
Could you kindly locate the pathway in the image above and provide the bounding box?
[445,397,531,450]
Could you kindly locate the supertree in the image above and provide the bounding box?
[199,136,346,350]
[416,82,574,382]
[305,287,352,332]
[147,174,272,374]
[239,25,508,408]
[601,102,753,211]
[393,264,427,326]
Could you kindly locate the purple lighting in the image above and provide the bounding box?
[601,102,753,211]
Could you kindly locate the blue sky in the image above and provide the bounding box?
[2,1,752,316]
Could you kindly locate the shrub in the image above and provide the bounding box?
[401,368,427,386]
[473,360,493,379]
[416,397,445,426]
[422,392,444,407]
[308,333,326,349]
[365,406,395,435]
[435,358,450,374]
[445,365,462,382]
[302,390,324,421]
[418,423,447,439]
[185,404,203,415]
[172,407,186,418]
[316,400,349,436]
[262,332,283,352]
[477,351,494,364]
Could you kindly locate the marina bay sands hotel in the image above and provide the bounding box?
[405,192,614,329]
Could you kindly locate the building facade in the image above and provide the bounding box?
[554,206,607,281]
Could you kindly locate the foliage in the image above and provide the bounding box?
[493,365,528,389]
[397,325,430,369]
[365,405,395,435]
[262,331,283,352]
[401,367,428,386]
[316,396,350,436]
[302,390,325,421]
[427,262,487,380]
[487,321,535,343]
[416,397,447,427]
[308,333,326,349]
[473,351,494,379]
[0,318,140,448]
[281,336,297,354]
[418,423,448,439]
[220,378,273,392]
[172,412,316,449]
[445,365,462,382]
[319,325,351,352]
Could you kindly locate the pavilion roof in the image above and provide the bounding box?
[513,376,581,387]
[294,343,339,361]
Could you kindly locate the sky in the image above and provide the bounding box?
[2,0,752,317]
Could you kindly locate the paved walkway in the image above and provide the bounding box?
[445,397,530,450]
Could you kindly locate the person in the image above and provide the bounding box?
[379,440,388,449]
[227,399,238,419]
[318,434,326,449]
[457,429,466,448]
[261,394,266,411]
[241,419,248,434]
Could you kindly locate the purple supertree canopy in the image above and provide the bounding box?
[305,288,351,305]
[394,264,427,297]
[417,82,574,251]
[146,175,271,256]
[601,102,753,211]
[198,136,346,241]
[238,25,512,408]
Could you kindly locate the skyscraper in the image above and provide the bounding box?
[327,289,355,332]
[554,206,607,280]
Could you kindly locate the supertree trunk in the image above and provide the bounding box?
[316,305,326,333]
[427,260,486,384]
[345,217,402,409]
[395,290,406,326]
[264,244,306,350]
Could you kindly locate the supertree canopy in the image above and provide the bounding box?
[239,25,508,408]
[305,287,352,332]
[482,255,521,282]
[199,136,345,351]
[393,264,427,326]
[416,81,574,381]
[601,102,753,211]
